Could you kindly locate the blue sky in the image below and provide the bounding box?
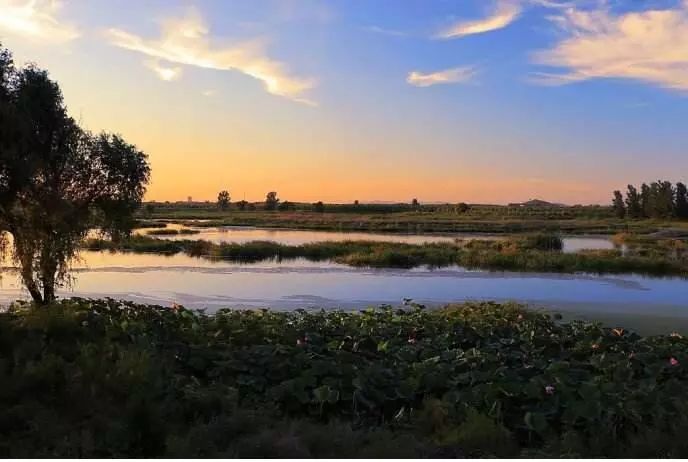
[0,0,687,203]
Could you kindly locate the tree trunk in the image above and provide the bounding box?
[43,284,55,304]
[25,279,44,305]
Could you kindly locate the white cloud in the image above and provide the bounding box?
[144,60,182,82]
[202,89,216,97]
[0,0,79,43]
[105,8,316,104]
[532,2,688,92]
[437,0,521,39]
[407,66,477,87]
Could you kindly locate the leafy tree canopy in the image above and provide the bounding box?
[0,45,150,304]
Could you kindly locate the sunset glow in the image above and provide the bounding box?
[1,0,687,204]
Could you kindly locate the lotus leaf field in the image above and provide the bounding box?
[2,299,688,457]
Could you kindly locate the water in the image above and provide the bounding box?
[0,250,685,333]
[137,225,617,253]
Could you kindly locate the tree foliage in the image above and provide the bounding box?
[217,190,230,210]
[265,191,279,210]
[0,45,150,304]
[618,180,688,220]
[612,190,625,218]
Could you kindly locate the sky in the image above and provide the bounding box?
[0,0,687,205]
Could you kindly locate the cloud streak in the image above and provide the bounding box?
[145,60,182,82]
[437,0,521,39]
[407,66,477,87]
[106,8,316,104]
[532,2,688,92]
[0,0,79,43]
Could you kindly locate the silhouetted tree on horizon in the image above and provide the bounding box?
[265,191,279,210]
[619,180,687,221]
[676,182,688,219]
[217,190,230,210]
[612,190,625,218]
[625,185,642,219]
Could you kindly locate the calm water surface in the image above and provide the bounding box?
[0,249,684,333]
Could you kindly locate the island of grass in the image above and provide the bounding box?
[3,298,688,457]
[84,232,688,277]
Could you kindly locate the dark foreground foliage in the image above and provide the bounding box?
[2,299,688,457]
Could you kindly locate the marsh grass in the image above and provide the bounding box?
[83,232,688,276]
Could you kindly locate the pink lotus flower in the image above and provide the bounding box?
[628,352,635,359]
[671,332,683,339]
[591,343,600,350]
[670,357,679,366]
[407,338,417,344]
[544,385,555,395]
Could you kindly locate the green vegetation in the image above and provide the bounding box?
[83,232,688,277]
[139,203,688,236]
[3,298,688,457]
[614,180,688,219]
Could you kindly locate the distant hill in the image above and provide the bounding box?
[508,199,566,207]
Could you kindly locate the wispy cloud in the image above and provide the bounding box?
[407,66,477,87]
[364,25,407,37]
[0,0,79,43]
[105,8,316,104]
[532,2,688,92]
[437,0,521,39]
[144,60,182,82]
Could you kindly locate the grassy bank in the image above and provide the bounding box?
[3,299,688,457]
[139,206,688,235]
[83,234,688,277]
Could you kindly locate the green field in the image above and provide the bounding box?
[140,202,688,236]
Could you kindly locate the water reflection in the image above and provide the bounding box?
[0,251,684,331]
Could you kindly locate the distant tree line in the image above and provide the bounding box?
[612,181,688,219]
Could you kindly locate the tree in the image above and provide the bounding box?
[640,183,651,218]
[411,198,419,209]
[0,46,150,304]
[625,185,642,219]
[265,191,279,210]
[655,180,674,218]
[217,190,230,210]
[612,190,626,218]
[313,201,325,213]
[676,182,688,219]
[236,200,248,211]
